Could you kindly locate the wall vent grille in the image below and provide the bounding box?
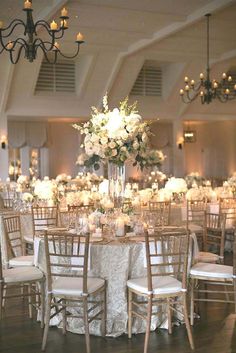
[130,65,162,96]
[35,60,75,93]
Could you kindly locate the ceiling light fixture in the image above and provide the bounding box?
[180,14,236,104]
[0,0,84,64]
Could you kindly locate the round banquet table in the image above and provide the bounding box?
[36,237,168,337]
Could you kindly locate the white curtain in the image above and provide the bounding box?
[8,121,48,148]
[8,121,26,148]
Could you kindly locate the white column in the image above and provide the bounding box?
[0,114,9,180]
[172,120,185,177]
[20,146,30,176]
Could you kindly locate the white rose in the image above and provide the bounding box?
[109,141,116,149]
[100,136,108,145]
[112,149,118,156]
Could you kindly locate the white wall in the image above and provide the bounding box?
[184,121,236,179]
[48,122,80,178]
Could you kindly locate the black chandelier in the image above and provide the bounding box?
[180,14,236,104]
[0,0,84,64]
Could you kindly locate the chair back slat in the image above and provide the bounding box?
[44,231,90,294]
[203,212,226,258]
[186,200,207,229]
[32,206,58,237]
[3,215,24,260]
[3,198,13,209]
[145,229,189,292]
[147,201,171,226]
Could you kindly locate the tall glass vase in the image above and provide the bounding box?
[108,162,126,208]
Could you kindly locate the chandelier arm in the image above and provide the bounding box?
[39,45,58,64]
[9,44,26,65]
[191,81,203,92]
[34,20,65,40]
[0,34,27,51]
[56,43,82,59]
[34,39,56,52]
[186,90,199,102]
[0,19,25,35]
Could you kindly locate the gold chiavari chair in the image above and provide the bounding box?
[30,206,59,242]
[3,215,34,267]
[3,198,13,210]
[190,235,236,325]
[148,200,171,227]
[186,199,207,249]
[195,212,226,264]
[42,231,106,353]
[219,197,236,248]
[127,229,194,353]
[0,239,45,323]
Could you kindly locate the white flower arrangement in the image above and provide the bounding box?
[73,95,165,170]
[56,173,71,184]
[34,179,57,201]
[165,177,187,194]
[22,192,34,202]
[185,172,204,187]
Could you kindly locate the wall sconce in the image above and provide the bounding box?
[177,137,184,150]
[1,135,7,149]
[183,130,196,143]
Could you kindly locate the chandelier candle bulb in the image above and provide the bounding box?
[200,73,204,79]
[213,82,218,89]
[228,76,232,82]
[53,42,59,50]
[225,89,230,95]
[180,89,184,95]
[190,80,195,86]
[184,76,189,83]
[222,73,227,79]
[76,32,84,41]
[61,7,68,17]
[24,0,32,9]
[50,21,58,31]
[185,85,190,91]
[7,42,13,50]
[61,20,68,28]
[200,91,204,96]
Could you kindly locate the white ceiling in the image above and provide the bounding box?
[0,0,236,122]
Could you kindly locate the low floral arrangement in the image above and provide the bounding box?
[73,95,165,170]
[164,177,187,194]
[33,179,58,202]
[185,172,205,188]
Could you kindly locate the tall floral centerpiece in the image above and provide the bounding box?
[73,95,165,204]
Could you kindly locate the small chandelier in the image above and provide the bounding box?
[180,14,236,104]
[0,0,84,64]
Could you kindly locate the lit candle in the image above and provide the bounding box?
[200,91,204,97]
[61,20,68,28]
[200,73,204,79]
[185,85,190,91]
[184,76,189,83]
[7,41,13,50]
[6,177,10,183]
[76,32,84,41]
[222,72,227,79]
[213,82,218,89]
[50,20,58,31]
[53,42,59,50]
[0,21,3,29]
[228,76,232,82]
[225,88,230,95]
[61,7,68,17]
[179,89,184,95]
[24,0,32,9]
[190,79,195,86]
[116,217,125,237]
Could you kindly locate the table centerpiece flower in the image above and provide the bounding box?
[73,94,165,203]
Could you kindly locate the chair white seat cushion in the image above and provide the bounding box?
[195,252,219,263]
[52,277,105,296]
[127,276,183,295]
[9,255,34,267]
[3,266,43,283]
[188,224,203,233]
[190,262,233,279]
[24,235,34,244]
